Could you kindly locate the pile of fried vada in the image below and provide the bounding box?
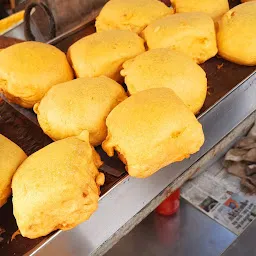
[0,0,255,239]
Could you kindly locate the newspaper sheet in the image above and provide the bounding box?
[181,159,256,235]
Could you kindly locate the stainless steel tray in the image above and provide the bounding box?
[0,0,255,254]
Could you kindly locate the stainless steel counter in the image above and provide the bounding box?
[222,218,256,256]
[106,199,237,256]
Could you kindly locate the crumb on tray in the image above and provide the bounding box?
[217,63,224,70]
[11,230,21,241]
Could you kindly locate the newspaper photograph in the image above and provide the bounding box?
[181,160,256,235]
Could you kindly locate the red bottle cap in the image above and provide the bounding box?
[156,189,180,216]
